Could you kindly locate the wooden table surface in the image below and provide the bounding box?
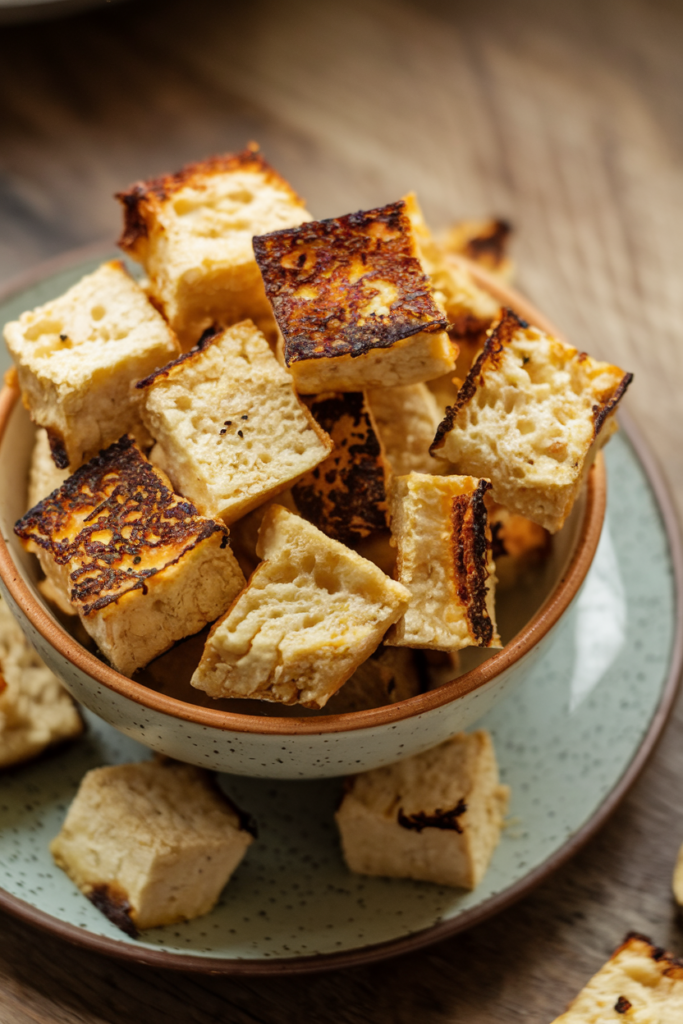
[2,0,683,1019]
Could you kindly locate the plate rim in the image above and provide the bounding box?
[0,247,681,976]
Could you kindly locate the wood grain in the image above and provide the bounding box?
[1,0,683,1019]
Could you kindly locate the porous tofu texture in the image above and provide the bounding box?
[253,199,455,393]
[50,760,254,934]
[14,437,245,677]
[336,730,509,889]
[387,473,500,652]
[551,934,683,1022]
[191,505,411,709]
[139,321,333,524]
[117,147,311,349]
[0,594,83,768]
[292,391,390,544]
[431,309,633,532]
[3,260,180,470]
[366,383,449,476]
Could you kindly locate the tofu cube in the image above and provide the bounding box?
[291,391,390,544]
[252,199,455,393]
[117,147,311,349]
[386,472,500,651]
[4,261,180,470]
[28,427,69,509]
[0,594,83,768]
[191,505,411,709]
[430,309,633,532]
[138,321,333,524]
[336,730,509,889]
[551,934,683,1022]
[14,436,245,676]
[366,382,449,477]
[50,760,255,934]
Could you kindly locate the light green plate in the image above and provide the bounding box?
[0,252,680,974]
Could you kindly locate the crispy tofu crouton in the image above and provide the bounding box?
[366,383,449,476]
[442,218,513,281]
[386,473,500,652]
[324,646,422,714]
[551,934,683,1022]
[28,428,69,509]
[253,200,455,393]
[291,391,390,544]
[50,760,254,934]
[336,730,508,889]
[489,502,551,591]
[191,505,411,709]
[117,147,310,349]
[138,322,333,524]
[14,437,245,677]
[0,593,83,768]
[431,309,633,532]
[4,261,180,471]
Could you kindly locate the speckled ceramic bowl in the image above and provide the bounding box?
[0,254,606,779]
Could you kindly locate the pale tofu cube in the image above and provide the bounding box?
[50,760,254,934]
[14,436,245,676]
[4,260,180,470]
[386,472,500,651]
[366,382,449,476]
[191,505,411,709]
[117,147,311,349]
[336,730,509,889]
[138,321,333,524]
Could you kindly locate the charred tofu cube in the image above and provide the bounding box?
[138,321,333,524]
[291,391,390,544]
[386,473,500,652]
[191,505,410,709]
[252,200,455,393]
[14,437,245,676]
[117,147,311,349]
[3,261,180,470]
[431,309,633,532]
[50,760,255,934]
[336,731,509,889]
[550,934,683,1022]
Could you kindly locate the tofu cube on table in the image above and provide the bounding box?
[50,760,255,935]
[336,730,509,889]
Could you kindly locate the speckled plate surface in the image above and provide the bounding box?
[0,416,680,973]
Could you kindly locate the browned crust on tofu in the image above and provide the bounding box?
[252,200,448,364]
[116,144,305,256]
[46,428,70,470]
[618,933,683,979]
[87,883,139,938]
[292,392,389,544]
[14,436,228,615]
[397,797,467,834]
[457,219,512,269]
[593,370,633,437]
[135,325,222,389]
[450,479,494,646]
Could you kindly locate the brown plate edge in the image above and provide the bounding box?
[0,249,606,737]
[0,411,680,976]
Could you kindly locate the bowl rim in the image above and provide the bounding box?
[0,250,606,736]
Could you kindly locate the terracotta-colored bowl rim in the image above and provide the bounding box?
[0,247,606,736]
